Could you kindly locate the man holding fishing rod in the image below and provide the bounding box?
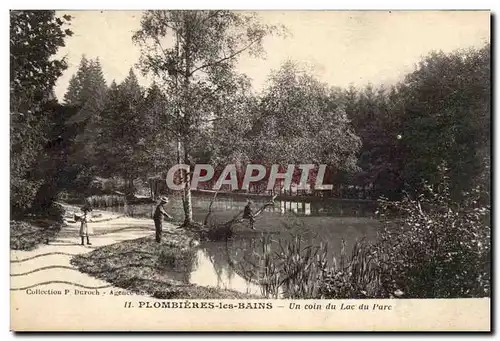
[153,196,173,243]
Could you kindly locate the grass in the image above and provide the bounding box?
[230,226,380,299]
[10,219,62,251]
[234,232,326,298]
[70,235,259,299]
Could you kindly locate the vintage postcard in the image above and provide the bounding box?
[10,10,490,331]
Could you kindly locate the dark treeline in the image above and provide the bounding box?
[10,10,490,219]
[344,46,490,201]
[10,10,491,298]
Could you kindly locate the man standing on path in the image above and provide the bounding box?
[153,196,173,243]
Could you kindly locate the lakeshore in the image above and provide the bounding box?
[11,206,257,300]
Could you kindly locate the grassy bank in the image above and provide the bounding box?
[10,219,63,251]
[10,201,66,250]
[70,234,258,299]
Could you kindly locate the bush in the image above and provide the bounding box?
[10,177,44,217]
[10,219,62,250]
[102,178,121,194]
[372,167,490,298]
[245,166,490,299]
[10,221,45,250]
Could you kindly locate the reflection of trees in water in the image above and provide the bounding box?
[157,247,198,284]
[201,244,235,288]
[105,196,376,220]
[220,219,339,299]
[224,236,271,296]
[191,195,375,217]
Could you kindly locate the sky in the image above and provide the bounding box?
[53,10,490,102]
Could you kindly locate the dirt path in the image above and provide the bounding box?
[10,216,175,292]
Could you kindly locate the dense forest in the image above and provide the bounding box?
[11,10,490,218]
[10,10,491,301]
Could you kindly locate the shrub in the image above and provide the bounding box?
[372,167,490,298]
[102,178,121,194]
[10,178,44,217]
[10,221,45,250]
[36,202,66,224]
[241,166,490,299]
[10,219,62,250]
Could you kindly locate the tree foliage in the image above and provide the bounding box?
[373,164,490,298]
[250,61,361,169]
[345,44,490,200]
[96,69,150,194]
[133,10,284,223]
[63,55,109,185]
[10,10,73,214]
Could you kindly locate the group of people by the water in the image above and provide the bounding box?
[76,197,258,245]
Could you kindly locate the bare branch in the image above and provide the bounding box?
[188,37,262,77]
[203,189,219,225]
[200,10,222,24]
[221,195,277,227]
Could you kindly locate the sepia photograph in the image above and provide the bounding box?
[9,9,491,331]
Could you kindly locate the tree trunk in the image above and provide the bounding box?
[182,148,193,226]
[125,178,135,198]
[177,139,194,226]
[180,15,194,227]
[183,182,193,225]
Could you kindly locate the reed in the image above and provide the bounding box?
[236,229,328,299]
[236,230,380,299]
[322,238,381,298]
[85,195,127,208]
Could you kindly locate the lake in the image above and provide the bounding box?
[105,194,380,297]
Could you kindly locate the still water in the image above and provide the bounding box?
[106,195,380,297]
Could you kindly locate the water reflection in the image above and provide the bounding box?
[203,197,373,217]
[105,194,379,297]
[106,195,375,220]
[189,248,262,296]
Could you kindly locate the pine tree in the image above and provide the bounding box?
[64,55,107,123]
[63,74,81,105]
[63,55,88,106]
[96,68,149,195]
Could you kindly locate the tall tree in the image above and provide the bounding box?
[96,69,148,195]
[398,45,490,198]
[343,44,490,200]
[64,55,108,124]
[10,10,73,214]
[133,10,283,226]
[142,81,178,175]
[63,55,88,106]
[247,61,361,187]
[63,74,82,105]
[63,55,109,183]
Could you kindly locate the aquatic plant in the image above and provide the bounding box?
[234,226,333,299]
[85,195,127,208]
[318,239,381,299]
